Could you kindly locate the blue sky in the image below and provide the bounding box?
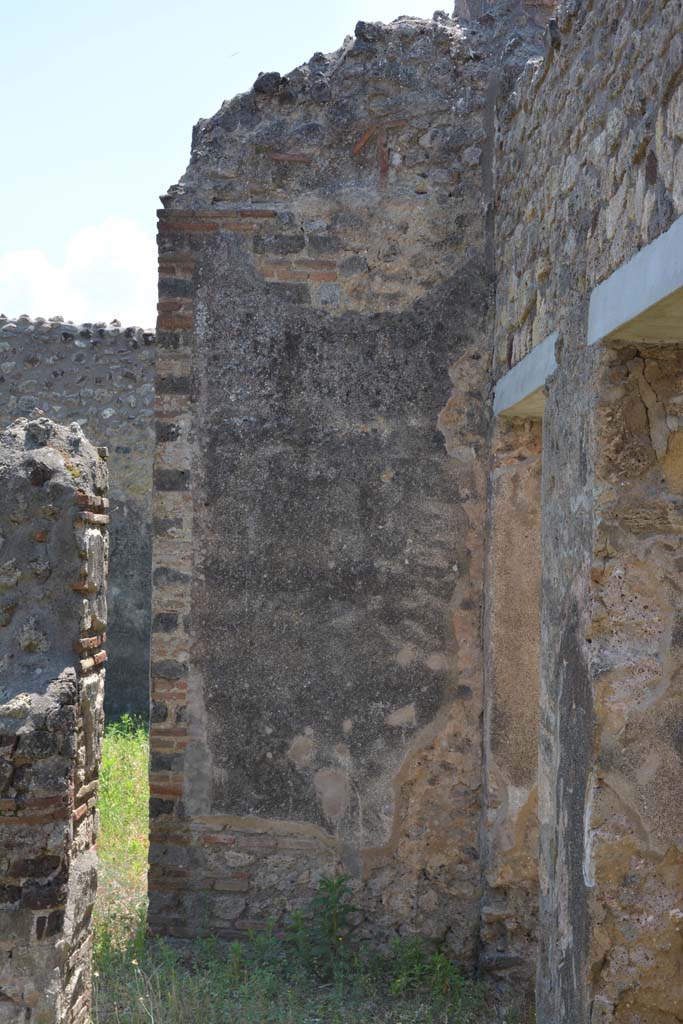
[1,0,442,325]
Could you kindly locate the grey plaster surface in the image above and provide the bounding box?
[493,331,558,418]
[587,214,683,346]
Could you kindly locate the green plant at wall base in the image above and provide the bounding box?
[284,907,313,967]
[306,874,360,977]
[389,936,435,997]
[388,937,478,1013]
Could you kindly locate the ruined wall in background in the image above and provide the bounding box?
[149,8,548,957]
[0,316,154,718]
[495,0,683,369]
[0,416,108,1024]
[493,1,683,1019]
[480,419,541,995]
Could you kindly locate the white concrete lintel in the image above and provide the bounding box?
[588,214,683,345]
[493,331,558,419]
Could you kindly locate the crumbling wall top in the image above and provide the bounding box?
[0,313,155,346]
[165,8,549,211]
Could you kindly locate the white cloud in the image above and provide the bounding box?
[0,218,157,328]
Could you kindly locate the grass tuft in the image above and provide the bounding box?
[94,713,149,957]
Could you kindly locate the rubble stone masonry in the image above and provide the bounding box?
[495,0,683,369]
[0,417,109,1024]
[0,315,154,718]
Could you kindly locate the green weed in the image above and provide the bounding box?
[304,874,359,978]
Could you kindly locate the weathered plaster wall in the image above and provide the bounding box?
[149,8,548,955]
[495,0,683,369]
[0,416,108,1024]
[0,316,155,718]
[480,418,541,994]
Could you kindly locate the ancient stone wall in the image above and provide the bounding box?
[1,2,681,1016]
[0,316,154,718]
[495,0,683,369]
[0,416,108,1024]
[149,7,549,956]
[493,0,683,1019]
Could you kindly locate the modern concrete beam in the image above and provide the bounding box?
[588,214,683,345]
[493,331,558,419]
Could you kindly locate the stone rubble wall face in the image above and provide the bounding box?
[586,345,683,1024]
[146,12,553,956]
[0,316,155,718]
[495,0,683,370]
[0,417,109,1024]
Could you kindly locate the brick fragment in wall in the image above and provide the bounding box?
[0,415,108,1024]
[149,5,548,969]
[0,315,155,717]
